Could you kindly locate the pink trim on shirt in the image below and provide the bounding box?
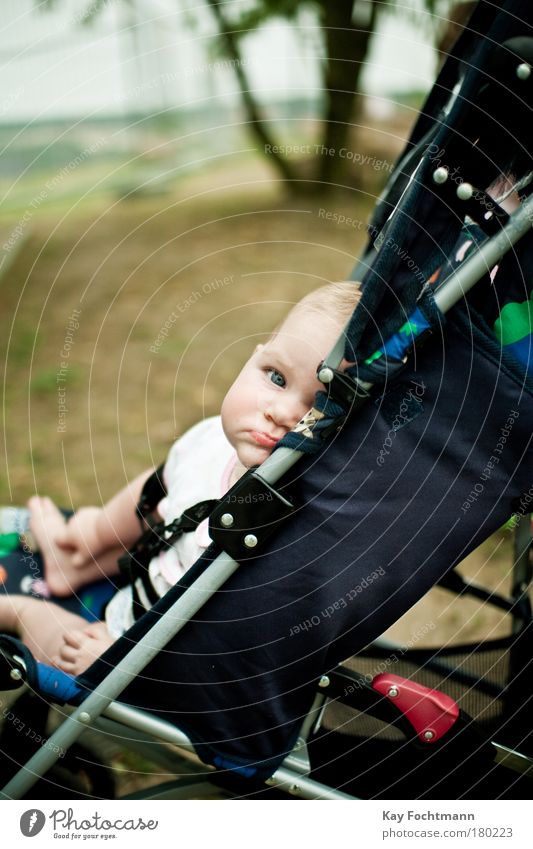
[221,452,238,495]
[191,452,238,550]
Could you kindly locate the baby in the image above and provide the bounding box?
[0,282,359,675]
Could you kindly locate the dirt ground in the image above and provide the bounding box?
[1,163,373,503]
[0,125,529,797]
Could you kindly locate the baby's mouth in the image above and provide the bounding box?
[250,430,280,448]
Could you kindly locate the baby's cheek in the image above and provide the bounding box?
[220,400,235,444]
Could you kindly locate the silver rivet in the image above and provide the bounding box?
[423,730,435,741]
[244,534,258,548]
[432,167,448,184]
[319,675,330,688]
[10,668,22,681]
[220,513,234,528]
[516,62,531,80]
[457,182,474,200]
[387,686,399,698]
[318,367,334,384]
[79,711,91,724]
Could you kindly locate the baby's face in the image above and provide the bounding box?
[221,305,343,469]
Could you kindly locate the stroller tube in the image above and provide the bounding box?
[1,551,241,800]
[316,193,533,379]
[433,192,533,314]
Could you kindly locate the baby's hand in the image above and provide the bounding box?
[55,506,105,567]
[53,621,115,676]
[28,497,102,596]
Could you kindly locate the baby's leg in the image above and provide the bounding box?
[0,595,89,666]
[28,496,122,596]
[28,496,82,595]
[54,621,115,676]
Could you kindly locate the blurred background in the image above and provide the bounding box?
[1,0,513,664]
[0,0,457,497]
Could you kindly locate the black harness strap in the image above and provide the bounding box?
[123,459,297,619]
[119,499,219,621]
[136,463,167,525]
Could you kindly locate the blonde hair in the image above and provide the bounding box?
[295,281,361,326]
[271,281,360,360]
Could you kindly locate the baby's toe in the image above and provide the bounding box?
[27,496,45,518]
[62,629,83,649]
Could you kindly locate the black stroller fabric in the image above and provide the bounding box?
[77,0,533,782]
[77,315,532,781]
[348,0,533,365]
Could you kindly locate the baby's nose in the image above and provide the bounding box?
[266,395,305,429]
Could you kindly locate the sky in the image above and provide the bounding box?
[0,0,439,123]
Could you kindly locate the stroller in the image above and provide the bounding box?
[1,0,532,800]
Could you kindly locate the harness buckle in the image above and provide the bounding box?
[318,363,372,412]
[209,470,295,561]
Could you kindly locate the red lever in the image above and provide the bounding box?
[371,672,460,743]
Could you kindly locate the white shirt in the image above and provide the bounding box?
[105,417,236,638]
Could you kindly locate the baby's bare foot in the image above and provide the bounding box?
[53,622,114,676]
[28,496,78,597]
[0,595,91,666]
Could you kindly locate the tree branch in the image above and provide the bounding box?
[205,0,298,183]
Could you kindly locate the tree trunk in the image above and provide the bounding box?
[317,0,379,188]
[205,0,298,184]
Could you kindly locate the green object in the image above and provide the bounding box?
[493,291,533,345]
[364,349,383,364]
[364,319,420,365]
[0,532,20,556]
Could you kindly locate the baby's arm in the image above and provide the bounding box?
[58,468,156,563]
[29,468,156,596]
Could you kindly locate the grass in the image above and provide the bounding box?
[1,153,376,504]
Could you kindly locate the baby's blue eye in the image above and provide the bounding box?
[267,369,286,387]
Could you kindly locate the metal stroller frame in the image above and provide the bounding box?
[0,510,531,800]
[1,194,532,801]
[1,0,533,801]
[308,515,533,800]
